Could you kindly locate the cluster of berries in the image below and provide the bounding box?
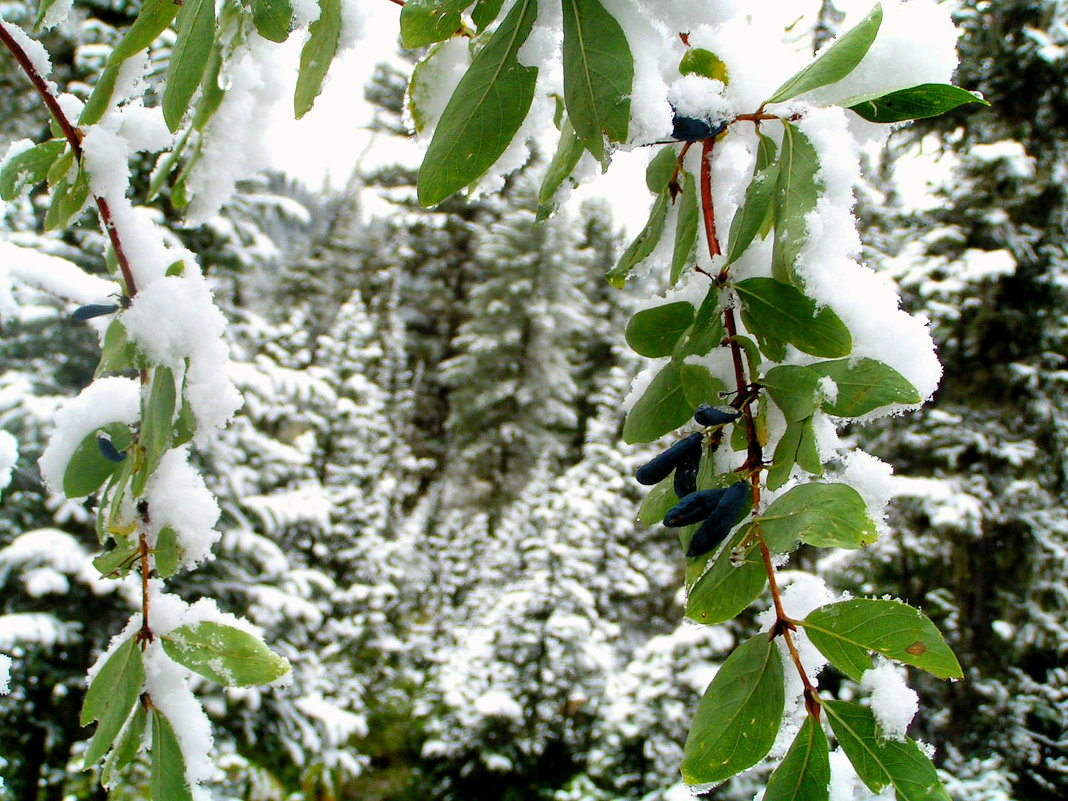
[636,404,750,558]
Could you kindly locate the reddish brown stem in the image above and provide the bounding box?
[137,533,154,645]
[0,20,138,297]
[698,137,820,721]
[699,138,721,259]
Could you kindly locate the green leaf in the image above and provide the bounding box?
[162,0,216,132]
[0,139,66,200]
[79,66,120,126]
[759,482,877,553]
[294,0,342,118]
[109,0,181,65]
[64,430,121,498]
[622,362,693,444]
[679,48,729,82]
[645,145,678,193]
[400,0,471,48]
[171,394,196,448]
[808,358,921,417]
[680,364,725,409]
[674,286,724,359]
[681,634,785,786]
[191,45,225,131]
[670,171,698,285]
[537,117,584,219]
[133,365,176,497]
[735,278,852,359]
[146,132,189,203]
[755,134,778,238]
[46,147,73,187]
[417,0,538,206]
[605,189,669,287]
[761,365,820,423]
[249,0,293,42]
[44,168,89,231]
[34,0,61,29]
[151,710,194,801]
[730,334,762,379]
[766,416,821,492]
[561,0,632,162]
[685,525,766,625]
[82,636,144,766]
[823,700,952,801]
[771,123,822,284]
[762,716,830,801]
[471,0,504,30]
[161,621,291,687]
[92,537,139,577]
[101,702,147,786]
[625,301,694,358]
[802,599,963,680]
[637,475,678,529]
[765,4,883,105]
[96,318,137,377]
[154,526,180,578]
[725,162,780,268]
[848,83,989,123]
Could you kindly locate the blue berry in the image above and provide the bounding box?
[685,481,750,558]
[635,432,703,486]
[694,404,741,427]
[97,436,126,463]
[72,303,120,322]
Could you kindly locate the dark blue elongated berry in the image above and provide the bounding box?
[97,436,126,463]
[665,488,728,528]
[685,481,750,558]
[673,454,699,499]
[635,432,703,486]
[694,404,741,427]
[671,111,728,142]
[72,303,120,322]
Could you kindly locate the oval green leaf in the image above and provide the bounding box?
[685,525,766,626]
[82,636,144,766]
[625,302,694,358]
[151,710,194,801]
[809,358,921,417]
[680,364,725,409]
[622,362,693,444]
[771,123,822,284]
[823,700,952,801]
[294,0,342,118]
[562,0,632,162]
[765,4,883,105]
[670,171,698,285]
[636,474,678,528]
[645,145,678,194]
[759,482,876,552]
[161,621,291,687]
[762,715,830,801]
[162,0,216,132]
[400,0,471,48]
[679,48,728,83]
[606,188,669,287]
[761,364,821,423]
[64,430,121,499]
[735,277,852,359]
[802,599,963,680]
[848,83,989,123]
[249,0,293,43]
[108,0,180,65]
[417,0,538,206]
[0,139,66,201]
[681,634,785,786]
[537,116,584,219]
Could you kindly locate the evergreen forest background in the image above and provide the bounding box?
[1,1,1067,799]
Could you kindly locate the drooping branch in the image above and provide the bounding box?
[0,20,138,297]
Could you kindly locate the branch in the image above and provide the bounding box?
[0,20,138,297]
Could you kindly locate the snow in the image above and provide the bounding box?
[144,447,222,569]
[969,140,1035,179]
[861,660,918,741]
[0,430,16,492]
[294,694,368,743]
[186,37,288,224]
[0,652,10,694]
[38,376,141,495]
[122,271,243,438]
[473,689,524,720]
[0,241,118,303]
[0,612,76,650]
[802,0,960,107]
[0,20,53,79]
